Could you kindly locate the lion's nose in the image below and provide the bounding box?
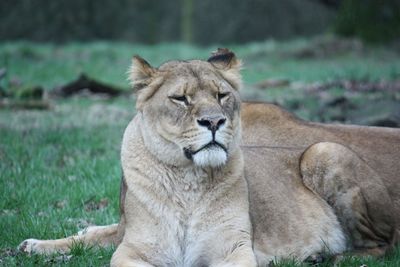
[197,115,226,132]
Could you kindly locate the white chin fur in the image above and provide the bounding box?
[192,146,227,168]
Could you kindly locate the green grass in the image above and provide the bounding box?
[0,98,133,266]
[1,38,400,266]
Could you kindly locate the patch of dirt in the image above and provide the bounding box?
[0,102,133,131]
[66,218,94,229]
[0,99,51,110]
[297,79,400,93]
[44,254,73,264]
[0,248,18,258]
[254,78,290,89]
[84,197,109,211]
[87,103,132,124]
[53,200,68,209]
[0,248,18,263]
[292,36,364,59]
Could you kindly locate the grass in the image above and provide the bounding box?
[1,37,399,89]
[1,37,400,266]
[0,98,133,266]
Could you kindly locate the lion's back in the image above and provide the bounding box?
[241,101,400,226]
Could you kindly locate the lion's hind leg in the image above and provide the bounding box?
[300,142,397,256]
[18,223,119,255]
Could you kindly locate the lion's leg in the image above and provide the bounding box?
[300,142,397,256]
[210,245,257,267]
[18,223,120,254]
[110,243,154,267]
[254,248,276,267]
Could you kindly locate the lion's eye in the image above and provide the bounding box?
[169,95,188,105]
[217,93,229,102]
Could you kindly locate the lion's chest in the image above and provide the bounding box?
[125,169,216,266]
[143,191,214,267]
[155,205,213,267]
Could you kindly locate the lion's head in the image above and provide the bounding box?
[128,49,243,168]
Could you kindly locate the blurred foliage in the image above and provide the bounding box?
[0,0,334,44]
[0,0,181,43]
[334,0,400,43]
[1,0,399,44]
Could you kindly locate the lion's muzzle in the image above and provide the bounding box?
[197,115,226,134]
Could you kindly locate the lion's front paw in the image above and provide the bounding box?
[18,239,45,254]
[304,253,328,265]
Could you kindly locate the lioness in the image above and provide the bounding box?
[19,49,400,266]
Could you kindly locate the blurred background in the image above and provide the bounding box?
[0,0,400,126]
[1,1,400,265]
[0,0,399,125]
[1,0,400,44]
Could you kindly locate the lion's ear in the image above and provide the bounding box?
[208,48,240,70]
[207,48,242,90]
[127,55,156,90]
[128,56,162,111]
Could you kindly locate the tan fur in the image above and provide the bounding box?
[241,103,400,264]
[19,51,400,266]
